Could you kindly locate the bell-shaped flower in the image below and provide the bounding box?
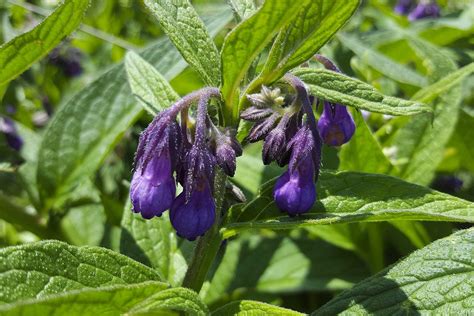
[317,101,355,146]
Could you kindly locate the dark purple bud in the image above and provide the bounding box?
[262,114,290,165]
[394,0,415,15]
[184,144,216,201]
[247,112,280,142]
[130,112,180,218]
[408,2,440,20]
[170,179,215,240]
[273,154,316,216]
[240,106,274,122]
[215,129,242,177]
[0,117,23,151]
[317,102,355,146]
[432,175,463,194]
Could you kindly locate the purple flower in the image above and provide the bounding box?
[214,128,242,177]
[394,0,415,15]
[170,179,216,241]
[262,114,290,165]
[130,113,180,219]
[408,1,440,20]
[317,101,355,146]
[273,125,319,216]
[0,116,23,151]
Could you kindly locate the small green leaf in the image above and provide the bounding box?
[392,37,461,185]
[120,202,192,287]
[314,228,474,315]
[125,51,180,115]
[203,235,369,305]
[130,287,209,315]
[213,300,304,315]
[293,68,431,116]
[144,0,222,86]
[227,0,256,21]
[337,33,428,87]
[0,0,90,86]
[223,171,474,237]
[0,240,161,305]
[260,0,360,84]
[220,0,307,123]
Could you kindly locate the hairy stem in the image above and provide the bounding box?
[182,169,227,292]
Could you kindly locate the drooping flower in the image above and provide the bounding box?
[408,1,440,20]
[130,112,180,219]
[0,116,23,151]
[213,128,242,177]
[394,0,415,15]
[317,101,355,146]
[273,124,319,216]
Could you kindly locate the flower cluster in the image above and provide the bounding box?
[130,88,241,240]
[394,0,440,20]
[241,56,355,216]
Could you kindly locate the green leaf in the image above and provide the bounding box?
[120,202,192,287]
[450,109,474,172]
[144,0,221,86]
[0,0,90,86]
[220,0,306,123]
[337,33,428,87]
[223,171,474,237]
[293,68,431,116]
[213,300,304,315]
[125,51,180,116]
[339,110,395,174]
[314,228,474,315]
[129,287,209,315]
[36,9,232,210]
[227,0,256,21]
[0,282,168,316]
[412,62,474,103]
[202,235,369,305]
[392,38,461,185]
[260,0,360,84]
[0,240,161,305]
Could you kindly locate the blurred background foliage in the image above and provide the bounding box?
[0,0,473,313]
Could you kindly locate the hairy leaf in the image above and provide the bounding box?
[223,171,474,237]
[0,240,160,305]
[294,68,431,116]
[220,0,306,123]
[337,33,428,87]
[125,51,179,115]
[0,0,90,86]
[314,228,474,315]
[227,0,256,20]
[261,0,360,84]
[144,0,221,86]
[213,300,304,315]
[203,235,369,305]
[120,203,191,287]
[36,9,232,210]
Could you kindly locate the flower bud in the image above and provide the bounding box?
[408,2,440,20]
[214,129,242,177]
[247,112,280,142]
[317,102,355,146]
[0,116,23,151]
[394,0,414,15]
[262,115,290,165]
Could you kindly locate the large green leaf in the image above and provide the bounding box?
[314,228,474,315]
[202,234,369,305]
[0,240,160,305]
[294,68,431,116]
[0,0,90,86]
[227,0,256,21]
[125,51,180,115]
[220,0,306,123]
[0,281,209,316]
[260,0,360,84]
[223,171,474,237]
[144,0,221,86]
[337,33,428,87]
[213,300,304,315]
[120,203,192,287]
[36,9,232,210]
[392,38,461,185]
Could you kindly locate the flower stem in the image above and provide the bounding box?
[182,169,227,293]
